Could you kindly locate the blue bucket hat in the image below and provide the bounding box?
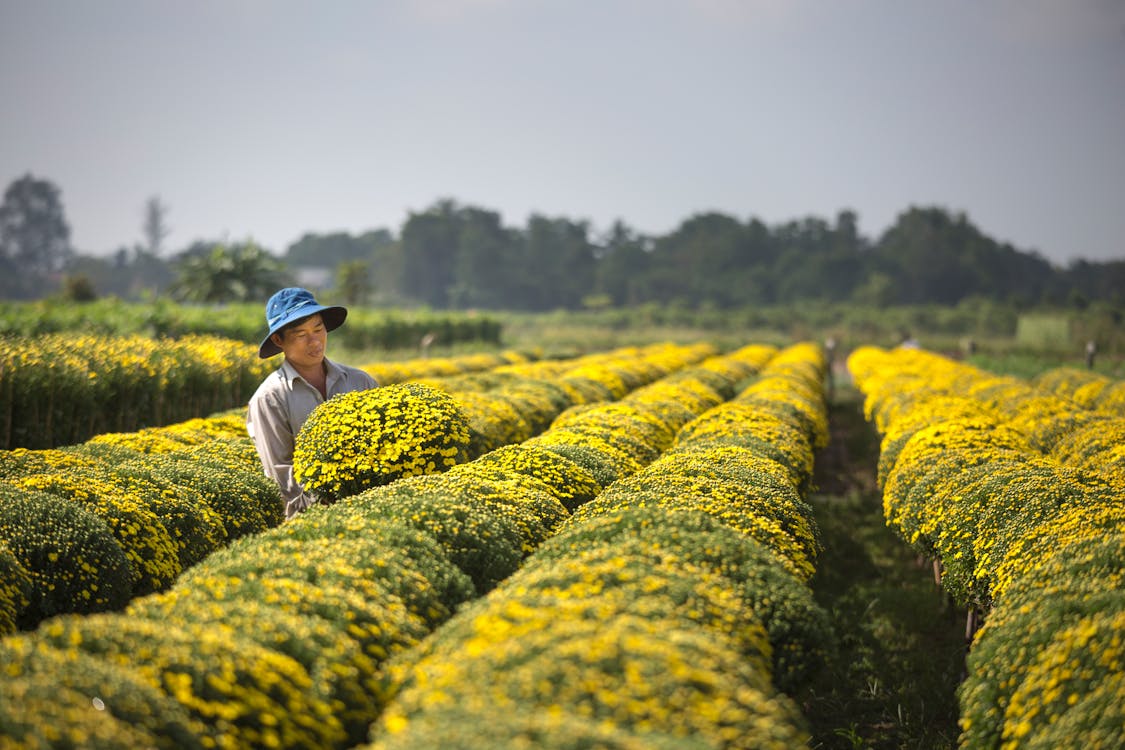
[258,287,347,358]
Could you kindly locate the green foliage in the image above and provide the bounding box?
[470,443,602,511]
[32,613,346,749]
[538,507,836,693]
[0,540,32,635]
[169,240,291,303]
[0,173,72,298]
[0,636,207,749]
[351,487,524,594]
[0,482,132,626]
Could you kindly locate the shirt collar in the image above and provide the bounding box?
[278,357,344,390]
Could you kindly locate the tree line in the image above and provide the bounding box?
[2,174,1122,310]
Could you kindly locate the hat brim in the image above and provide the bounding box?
[258,306,347,358]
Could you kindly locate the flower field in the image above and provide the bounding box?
[0,338,840,748]
[0,335,1120,748]
[848,346,1124,749]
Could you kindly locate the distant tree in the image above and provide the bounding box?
[449,207,517,309]
[337,259,373,306]
[400,199,461,307]
[142,195,171,256]
[170,240,290,303]
[285,229,394,269]
[0,174,73,296]
[62,274,98,302]
[646,212,751,307]
[520,215,596,311]
[594,220,651,306]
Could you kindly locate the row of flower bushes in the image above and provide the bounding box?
[0,342,713,634]
[0,416,284,633]
[0,332,544,451]
[847,345,1124,749]
[0,333,275,450]
[0,341,781,747]
[0,299,504,352]
[1030,366,1125,415]
[366,342,835,749]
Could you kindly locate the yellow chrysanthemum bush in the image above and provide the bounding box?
[878,417,1032,551]
[0,333,273,450]
[958,533,1125,750]
[0,482,133,626]
[368,535,812,750]
[537,507,835,694]
[0,540,32,635]
[293,382,472,503]
[360,349,536,385]
[0,634,208,749]
[1032,366,1125,415]
[572,452,821,582]
[127,589,387,745]
[849,345,1125,747]
[466,442,603,512]
[342,473,547,595]
[9,472,181,598]
[21,613,345,750]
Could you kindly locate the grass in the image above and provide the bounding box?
[800,384,967,749]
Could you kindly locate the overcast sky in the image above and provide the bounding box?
[2,0,1123,266]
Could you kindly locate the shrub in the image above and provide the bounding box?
[347,486,526,594]
[192,516,475,625]
[32,613,346,750]
[540,507,835,693]
[470,443,602,511]
[0,482,132,626]
[129,593,383,746]
[0,540,32,635]
[10,472,181,596]
[0,635,207,749]
[958,536,1124,750]
[294,383,471,503]
[573,471,819,582]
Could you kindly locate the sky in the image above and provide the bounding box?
[2,0,1124,266]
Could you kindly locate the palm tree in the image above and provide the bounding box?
[170,241,290,303]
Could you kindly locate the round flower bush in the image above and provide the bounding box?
[31,613,346,750]
[958,535,1124,750]
[193,516,475,626]
[0,635,207,749]
[470,443,603,512]
[371,469,566,557]
[367,703,711,750]
[373,559,811,750]
[133,570,429,712]
[294,383,471,503]
[541,507,836,693]
[10,472,181,597]
[0,482,133,627]
[348,485,527,595]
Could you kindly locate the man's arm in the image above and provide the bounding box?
[246,389,319,519]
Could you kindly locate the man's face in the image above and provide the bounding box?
[274,313,328,369]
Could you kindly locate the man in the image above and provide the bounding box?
[247,287,377,519]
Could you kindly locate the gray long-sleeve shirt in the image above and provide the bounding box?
[246,357,377,519]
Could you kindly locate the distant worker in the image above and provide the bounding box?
[898,330,920,350]
[247,287,377,519]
